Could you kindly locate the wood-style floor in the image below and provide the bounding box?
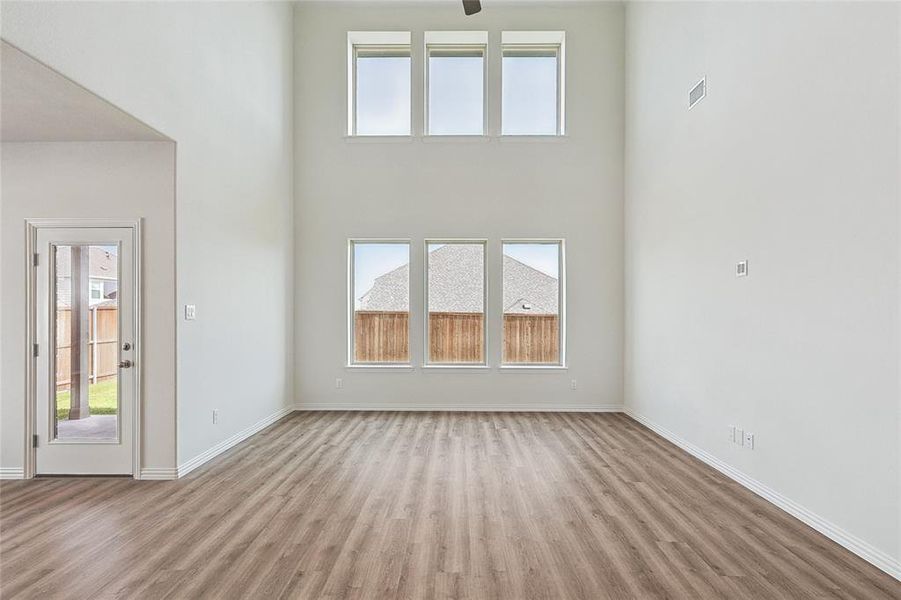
[1,412,897,599]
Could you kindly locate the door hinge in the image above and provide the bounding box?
[33,253,39,267]
[32,434,38,448]
[33,343,39,358]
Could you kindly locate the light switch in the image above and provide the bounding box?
[185,304,196,320]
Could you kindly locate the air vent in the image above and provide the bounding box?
[689,77,706,109]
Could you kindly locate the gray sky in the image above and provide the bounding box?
[354,243,559,309]
[356,53,556,135]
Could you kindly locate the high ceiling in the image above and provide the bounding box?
[1,41,169,142]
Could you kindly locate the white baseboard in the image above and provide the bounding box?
[177,406,294,478]
[0,468,25,480]
[624,408,900,581]
[139,468,178,480]
[295,403,624,413]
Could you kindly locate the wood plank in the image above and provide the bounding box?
[1,412,897,599]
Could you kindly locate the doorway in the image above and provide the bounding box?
[29,221,141,476]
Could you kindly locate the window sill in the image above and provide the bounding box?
[421,364,491,372]
[344,135,414,143]
[498,134,567,143]
[499,365,568,372]
[345,364,414,371]
[421,135,491,144]
[342,134,567,143]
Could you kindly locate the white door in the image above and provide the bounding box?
[34,227,136,475]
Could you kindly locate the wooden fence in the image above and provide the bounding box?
[55,306,118,390]
[354,311,559,364]
[354,311,410,363]
[428,312,484,363]
[502,314,560,364]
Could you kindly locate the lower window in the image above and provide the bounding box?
[426,241,486,364]
[502,241,563,365]
[350,241,410,364]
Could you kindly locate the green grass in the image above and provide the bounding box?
[56,379,118,420]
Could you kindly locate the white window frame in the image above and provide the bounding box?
[347,31,413,137]
[501,31,566,136]
[424,31,488,137]
[90,280,104,300]
[423,239,489,367]
[500,238,566,368]
[347,239,412,367]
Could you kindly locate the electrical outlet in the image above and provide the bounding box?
[744,431,754,449]
[212,409,219,424]
[185,304,197,320]
[736,260,749,278]
[736,428,744,446]
[729,425,736,443]
[335,378,343,389]
[570,379,577,391]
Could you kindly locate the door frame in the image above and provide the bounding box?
[24,218,143,479]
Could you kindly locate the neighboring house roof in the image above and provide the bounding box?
[358,244,558,315]
[56,245,118,280]
[501,253,558,315]
[55,246,118,308]
[358,261,411,312]
[427,244,484,312]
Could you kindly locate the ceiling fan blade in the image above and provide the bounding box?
[462,1,482,16]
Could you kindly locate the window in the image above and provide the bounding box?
[348,32,412,136]
[90,281,103,300]
[502,31,565,135]
[502,241,564,365]
[426,241,486,365]
[349,241,410,364]
[426,32,487,135]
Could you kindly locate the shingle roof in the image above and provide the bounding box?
[358,244,558,315]
[501,253,558,314]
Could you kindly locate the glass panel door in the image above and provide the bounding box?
[34,225,135,475]
[52,244,120,442]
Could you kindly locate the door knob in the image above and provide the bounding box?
[118,360,133,369]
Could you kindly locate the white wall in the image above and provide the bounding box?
[1,1,295,466]
[294,1,624,410]
[625,1,900,572]
[1,142,176,473]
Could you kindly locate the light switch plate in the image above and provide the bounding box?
[185,304,196,320]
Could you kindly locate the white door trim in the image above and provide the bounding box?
[25,218,143,479]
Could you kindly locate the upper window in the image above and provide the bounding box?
[502,241,564,365]
[502,31,565,136]
[426,241,486,364]
[348,32,412,136]
[425,32,487,136]
[349,241,411,364]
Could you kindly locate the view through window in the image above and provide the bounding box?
[354,46,412,135]
[427,45,485,135]
[427,242,486,364]
[352,242,411,363]
[502,44,561,135]
[53,244,120,440]
[502,242,562,364]
[350,240,563,366]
